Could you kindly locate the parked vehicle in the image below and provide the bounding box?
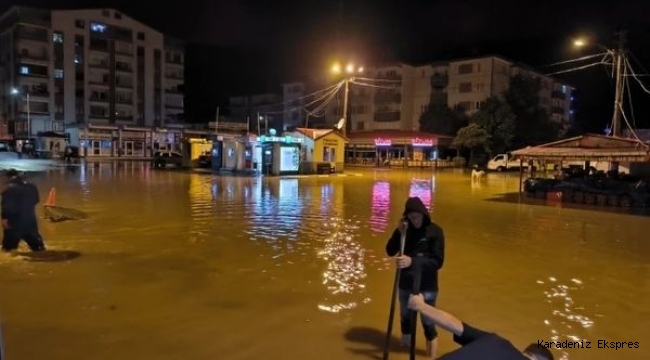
[152,151,183,168]
[487,153,532,171]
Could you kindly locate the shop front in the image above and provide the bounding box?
[119,127,148,157]
[257,134,303,176]
[289,128,348,174]
[346,130,452,167]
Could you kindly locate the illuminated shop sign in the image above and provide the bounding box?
[411,137,435,147]
[374,138,392,146]
[258,135,303,144]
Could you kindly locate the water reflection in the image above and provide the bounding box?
[539,276,596,360]
[409,177,434,209]
[370,181,390,233]
[317,218,368,313]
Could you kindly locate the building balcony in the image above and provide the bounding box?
[89,113,109,119]
[165,59,184,66]
[116,65,132,73]
[165,104,183,110]
[89,97,108,103]
[115,49,133,57]
[18,52,49,63]
[89,62,108,69]
[88,80,109,87]
[116,115,134,121]
[165,114,185,123]
[431,74,448,88]
[374,111,401,122]
[55,112,64,121]
[116,98,133,105]
[116,83,134,89]
[15,27,48,42]
[165,88,183,95]
[374,93,402,104]
[165,74,184,80]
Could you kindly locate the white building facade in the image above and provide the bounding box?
[280,56,574,135]
[0,6,185,157]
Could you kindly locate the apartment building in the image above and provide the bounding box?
[446,55,574,131]
[0,6,185,156]
[279,56,574,136]
[228,92,283,134]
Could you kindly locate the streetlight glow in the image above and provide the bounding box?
[331,63,341,74]
[11,87,19,95]
[346,63,355,74]
[358,66,364,73]
[573,39,586,47]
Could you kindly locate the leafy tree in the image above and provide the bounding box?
[469,97,516,155]
[504,74,560,147]
[419,103,467,136]
[452,123,489,161]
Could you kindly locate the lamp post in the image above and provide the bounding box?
[10,87,30,139]
[574,31,626,137]
[331,62,364,136]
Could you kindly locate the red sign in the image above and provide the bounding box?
[411,137,435,147]
[374,138,392,146]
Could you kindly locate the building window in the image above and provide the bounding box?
[458,63,473,74]
[20,66,29,75]
[356,122,365,130]
[91,22,107,32]
[53,32,63,43]
[459,82,472,93]
[102,10,110,17]
[114,12,122,19]
[75,20,85,29]
[562,85,567,93]
[54,69,63,78]
[137,32,145,40]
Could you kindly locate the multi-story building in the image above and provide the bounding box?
[228,92,283,134]
[0,6,185,156]
[279,55,574,136]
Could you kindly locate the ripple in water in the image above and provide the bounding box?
[316,218,371,314]
[538,276,597,360]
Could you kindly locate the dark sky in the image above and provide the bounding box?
[4,0,650,130]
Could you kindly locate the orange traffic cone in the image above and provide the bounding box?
[45,187,56,206]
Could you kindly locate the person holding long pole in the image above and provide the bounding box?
[385,196,445,359]
[382,218,408,360]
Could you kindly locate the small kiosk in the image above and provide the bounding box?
[256,133,303,176]
[289,128,348,174]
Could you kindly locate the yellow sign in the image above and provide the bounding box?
[323,139,338,146]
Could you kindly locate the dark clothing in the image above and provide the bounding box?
[1,177,45,252]
[385,197,445,292]
[438,322,529,360]
[399,288,438,340]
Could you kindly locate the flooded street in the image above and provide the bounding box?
[1,162,648,360]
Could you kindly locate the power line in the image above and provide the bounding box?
[542,52,611,68]
[544,58,612,76]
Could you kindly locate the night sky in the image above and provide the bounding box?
[4,0,650,131]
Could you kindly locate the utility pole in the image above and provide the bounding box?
[342,77,350,137]
[611,30,626,137]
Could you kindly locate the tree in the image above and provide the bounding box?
[504,74,560,147]
[452,123,489,161]
[469,97,516,155]
[419,103,467,136]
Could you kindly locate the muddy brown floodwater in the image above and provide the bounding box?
[1,162,648,360]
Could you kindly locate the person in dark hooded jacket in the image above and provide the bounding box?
[1,169,46,252]
[386,196,444,358]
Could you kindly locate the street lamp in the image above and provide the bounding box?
[331,62,363,136]
[573,33,626,137]
[10,87,30,139]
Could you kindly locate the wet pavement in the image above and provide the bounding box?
[0,162,648,360]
